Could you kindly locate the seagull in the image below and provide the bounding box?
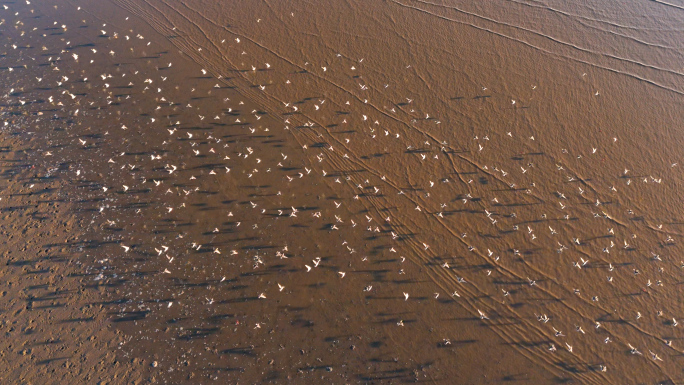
[403,292,409,301]
[478,309,489,320]
[121,245,130,252]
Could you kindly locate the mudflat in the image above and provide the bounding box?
[1,1,683,383]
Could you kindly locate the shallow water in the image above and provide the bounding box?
[1,0,683,383]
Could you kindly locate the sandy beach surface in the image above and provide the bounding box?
[1,0,683,383]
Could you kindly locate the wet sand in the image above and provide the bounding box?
[1,0,683,383]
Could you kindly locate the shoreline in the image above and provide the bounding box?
[1,0,682,383]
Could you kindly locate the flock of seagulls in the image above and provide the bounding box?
[2,1,681,383]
